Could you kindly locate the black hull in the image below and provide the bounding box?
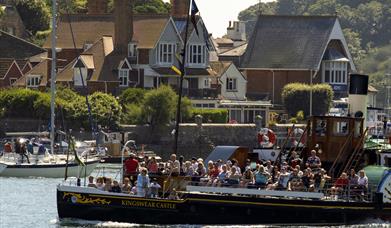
[57,187,391,225]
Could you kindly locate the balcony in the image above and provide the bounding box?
[181,88,218,99]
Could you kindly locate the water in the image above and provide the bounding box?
[0,165,389,228]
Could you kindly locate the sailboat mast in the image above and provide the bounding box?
[50,0,57,154]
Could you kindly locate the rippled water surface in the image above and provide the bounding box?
[0,164,389,228]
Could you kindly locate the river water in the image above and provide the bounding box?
[0,164,389,228]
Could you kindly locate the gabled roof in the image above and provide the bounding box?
[241,15,337,70]
[57,36,115,82]
[0,59,14,78]
[0,31,46,59]
[14,59,49,87]
[44,14,169,49]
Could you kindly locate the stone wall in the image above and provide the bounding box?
[0,118,295,160]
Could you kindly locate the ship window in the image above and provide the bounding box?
[315,119,327,136]
[333,121,349,136]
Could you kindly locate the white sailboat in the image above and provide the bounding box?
[0,0,99,178]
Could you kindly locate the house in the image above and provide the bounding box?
[0,2,27,38]
[0,30,46,88]
[240,15,356,105]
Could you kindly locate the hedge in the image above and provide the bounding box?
[282,83,333,117]
[191,108,228,123]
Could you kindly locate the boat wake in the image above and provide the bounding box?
[53,218,390,228]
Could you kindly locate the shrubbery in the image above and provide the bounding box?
[190,109,228,123]
[0,88,121,129]
[282,83,333,117]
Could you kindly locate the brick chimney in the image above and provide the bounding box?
[170,0,190,18]
[87,0,108,14]
[114,0,133,54]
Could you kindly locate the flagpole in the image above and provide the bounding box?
[174,0,192,154]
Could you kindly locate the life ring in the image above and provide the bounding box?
[258,128,276,146]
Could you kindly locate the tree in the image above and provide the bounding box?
[119,88,146,106]
[142,85,177,127]
[238,2,277,21]
[15,0,50,35]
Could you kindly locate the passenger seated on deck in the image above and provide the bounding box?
[306,150,321,170]
[330,172,349,199]
[254,165,270,189]
[206,162,220,186]
[240,167,254,187]
[168,188,179,200]
[87,176,97,188]
[288,151,301,169]
[214,164,228,186]
[111,180,121,193]
[231,159,241,175]
[147,156,158,174]
[104,178,113,192]
[287,169,303,191]
[313,168,331,191]
[167,154,180,176]
[356,170,369,198]
[301,169,313,190]
[226,167,241,186]
[96,177,105,190]
[184,161,194,176]
[192,162,207,183]
[121,177,132,194]
[348,169,359,188]
[265,160,274,174]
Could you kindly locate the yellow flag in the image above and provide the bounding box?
[171,65,182,76]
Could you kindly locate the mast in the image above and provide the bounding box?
[50,0,57,155]
[173,0,191,154]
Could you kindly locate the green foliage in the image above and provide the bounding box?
[142,85,177,127]
[282,83,333,117]
[119,88,146,105]
[122,103,143,125]
[238,1,277,21]
[0,88,121,129]
[179,97,193,122]
[359,44,391,108]
[296,110,305,121]
[15,0,50,35]
[289,117,298,124]
[190,109,228,123]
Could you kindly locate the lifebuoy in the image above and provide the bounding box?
[258,128,276,146]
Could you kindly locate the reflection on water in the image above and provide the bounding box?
[0,164,389,228]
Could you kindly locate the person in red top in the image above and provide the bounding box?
[125,153,139,176]
[330,172,348,198]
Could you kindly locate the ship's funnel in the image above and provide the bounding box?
[349,74,368,125]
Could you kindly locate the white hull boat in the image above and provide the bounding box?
[0,153,100,178]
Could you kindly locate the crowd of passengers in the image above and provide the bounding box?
[87,150,369,200]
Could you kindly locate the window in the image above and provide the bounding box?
[128,42,137,57]
[204,78,210,88]
[322,61,348,84]
[226,78,237,91]
[119,69,129,87]
[188,44,206,65]
[9,78,17,86]
[27,75,41,88]
[73,68,87,86]
[158,43,175,64]
[333,121,349,136]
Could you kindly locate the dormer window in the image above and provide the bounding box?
[158,43,175,65]
[187,44,206,66]
[128,42,137,58]
[118,59,131,87]
[322,61,348,84]
[73,59,88,86]
[27,75,41,88]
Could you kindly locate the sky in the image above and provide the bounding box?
[163,0,275,38]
